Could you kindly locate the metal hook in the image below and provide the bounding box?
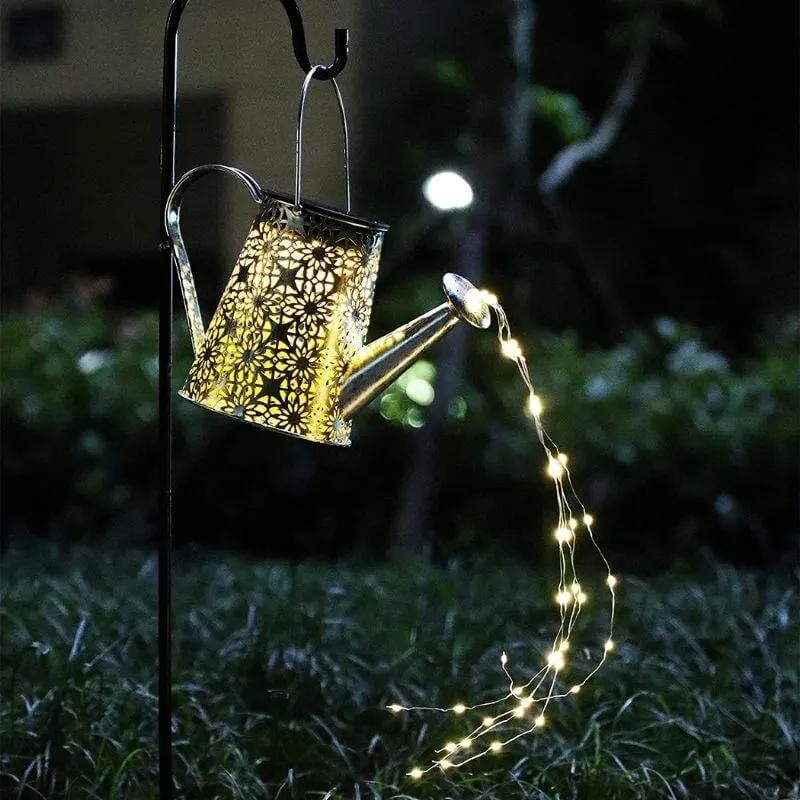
[279,0,348,80]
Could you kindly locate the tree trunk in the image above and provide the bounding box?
[390,2,530,557]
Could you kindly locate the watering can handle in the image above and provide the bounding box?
[164,164,264,356]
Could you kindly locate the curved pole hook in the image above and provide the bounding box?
[279,0,349,80]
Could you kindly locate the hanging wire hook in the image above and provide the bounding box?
[279,0,348,80]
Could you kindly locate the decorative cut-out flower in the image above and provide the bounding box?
[329,415,351,445]
[229,333,270,384]
[293,239,347,297]
[271,336,318,384]
[218,381,266,421]
[272,391,311,435]
[281,283,334,336]
[184,325,227,398]
[226,285,280,336]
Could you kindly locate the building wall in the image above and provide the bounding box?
[2,0,467,311]
[2,0,362,302]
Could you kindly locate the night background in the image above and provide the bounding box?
[1,0,798,797]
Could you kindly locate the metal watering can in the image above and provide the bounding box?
[165,68,489,446]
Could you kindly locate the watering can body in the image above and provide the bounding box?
[165,165,489,446]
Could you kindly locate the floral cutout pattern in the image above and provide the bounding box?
[180,195,386,446]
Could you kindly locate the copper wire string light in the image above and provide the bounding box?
[390,289,618,778]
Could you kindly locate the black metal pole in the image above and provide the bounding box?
[158,3,184,798]
[158,3,347,796]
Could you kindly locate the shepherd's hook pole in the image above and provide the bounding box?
[158,3,348,796]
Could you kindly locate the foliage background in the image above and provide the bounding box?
[1,0,797,570]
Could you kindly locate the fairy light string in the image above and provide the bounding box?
[390,289,618,778]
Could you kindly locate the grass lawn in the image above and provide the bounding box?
[1,543,797,799]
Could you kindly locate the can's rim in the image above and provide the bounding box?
[262,189,390,233]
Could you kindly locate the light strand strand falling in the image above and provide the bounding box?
[390,290,618,780]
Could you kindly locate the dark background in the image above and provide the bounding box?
[1,0,797,571]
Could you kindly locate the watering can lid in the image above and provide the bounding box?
[261,187,390,234]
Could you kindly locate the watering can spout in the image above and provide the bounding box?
[339,273,491,419]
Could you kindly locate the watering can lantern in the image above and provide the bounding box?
[165,69,490,446]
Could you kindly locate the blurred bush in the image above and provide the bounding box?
[1,307,797,566]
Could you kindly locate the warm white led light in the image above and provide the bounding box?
[555,526,573,544]
[547,650,566,671]
[501,338,523,360]
[409,767,423,779]
[422,170,474,211]
[390,288,618,778]
[464,288,485,316]
[556,590,572,606]
[528,392,544,418]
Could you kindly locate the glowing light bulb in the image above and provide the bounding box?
[555,526,573,544]
[409,767,423,780]
[464,288,485,316]
[388,704,402,713]
[527,393,543,418]
[556,590,572,606]
[547,650,566,671]
[422,170,474,211]
[501,338,523,360]
[389,292,618,775]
